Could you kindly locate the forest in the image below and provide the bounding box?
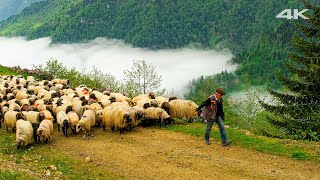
[1,0,318,87]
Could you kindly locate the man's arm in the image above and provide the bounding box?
[196,98,210,111]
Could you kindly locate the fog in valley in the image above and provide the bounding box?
[0,37,236,95]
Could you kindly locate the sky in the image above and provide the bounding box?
[0,37,237,95]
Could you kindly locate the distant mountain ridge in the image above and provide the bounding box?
[0,0,319,87]
[0,0,44,21]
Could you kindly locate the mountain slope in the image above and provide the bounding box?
[0,0,44,21]
[0,0,319,87]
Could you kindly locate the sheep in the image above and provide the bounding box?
[135,98,152,108]
[98,96,111,108]
[75,87,90,100]
[20,99,31,106]
[144,107,171,127]
[91,90,104,101]
[155,96,168,106]
[76,110,96,139]
[67,110,80,134]
[129,106,145,128]
[40,110,54,122]
[72,103,86,118]
[4,111,25,131]
[22,111,43,143]
[161,102,170,117]
[16,120,33,150]
[22,111,41,124]
[37,120,54,144]
[110,93,130,102]
[101,106,132,134]
[89,103,103,127]
[15,88,29,100]
[56,111,70,137]
[9,102,20,111]
[27,76,35,82]
[55,105,72,117]
[52,79,69,85]
[169,99,198,122]
[150,99,160,107]
[131,94,149,104]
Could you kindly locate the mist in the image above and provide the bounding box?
[0,37,236,95]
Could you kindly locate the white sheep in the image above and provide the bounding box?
[169,99,198,122]
[15,89,29,100]
[76,110,96,139]
[37,120,54,144]
[4,111,25,131]
[102,106,132,134]
[16,119,33,149]
[40,110,54,122]
[9,102,21,111]
[56,111,70,137]
[89,103,103,127]
[144,107,171,127]
[67,111,80,134]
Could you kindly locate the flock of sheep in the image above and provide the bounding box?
[0,75,198,149]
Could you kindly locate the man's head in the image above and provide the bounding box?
[215,88,225,99]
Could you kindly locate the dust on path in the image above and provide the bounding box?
[51,127,319,180]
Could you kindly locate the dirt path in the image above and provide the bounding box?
[50,127,319,180]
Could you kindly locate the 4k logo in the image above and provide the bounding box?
[276,9,309,20]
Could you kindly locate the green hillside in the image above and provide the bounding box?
[0,0,319,87]
[0,0,44,21]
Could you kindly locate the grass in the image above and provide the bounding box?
[0,65,19,76]
[166,119,320,162]
[0,128,118,179]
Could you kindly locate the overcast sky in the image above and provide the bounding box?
[0,37,236,94]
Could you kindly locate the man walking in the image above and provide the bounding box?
[196,88,231,146]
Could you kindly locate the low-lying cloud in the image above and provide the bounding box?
[0,37,236,95]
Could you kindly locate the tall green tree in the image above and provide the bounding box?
[261,1,320,141]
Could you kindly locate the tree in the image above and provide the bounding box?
[260,1,320,141]
[123,60,164,97]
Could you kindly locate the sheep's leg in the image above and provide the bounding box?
[158,119,162,127]
[111,126,115,132]
[120,128,124,134]
[102,124,106,131]
[57,124,60,132]
[65,127,68,137]
[83,131,86,140]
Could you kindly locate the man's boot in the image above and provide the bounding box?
[222,140,232,146]
[204,138,210,145]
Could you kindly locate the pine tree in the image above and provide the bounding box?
[261,1,320,141]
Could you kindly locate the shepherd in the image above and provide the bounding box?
[196,88,232,146]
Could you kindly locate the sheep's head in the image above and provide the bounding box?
[96,110,103,120]
[39,112,45,122]
[143,103,150,109]
[135,110,144,120]
[16,112,25,120]
[65,106,73,114]
[148,92,155,99]
[62,119,69,128]
[76,122,82,133]
[123,113,132,124]
[109,97,116,103]
[37,129,43,136]
[16,139,23,150]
